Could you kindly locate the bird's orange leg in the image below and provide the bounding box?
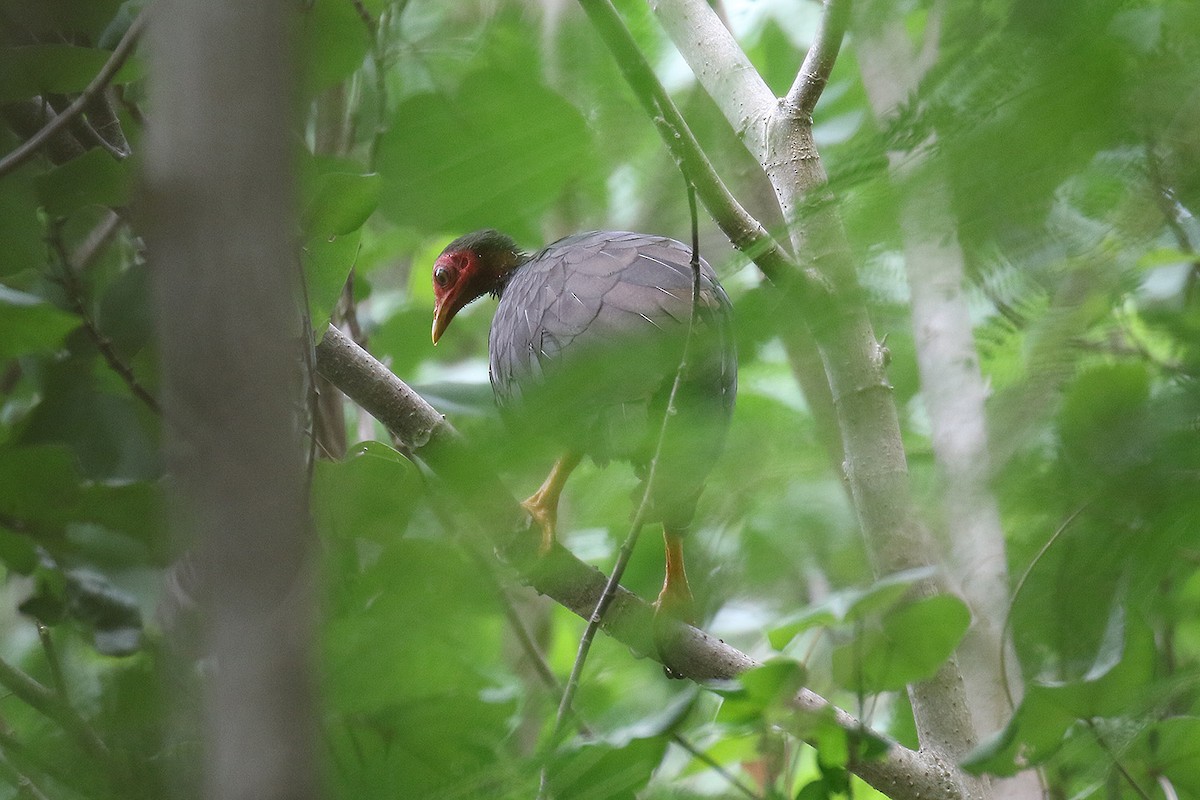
[654,525,696,624]
[521,451,582,555]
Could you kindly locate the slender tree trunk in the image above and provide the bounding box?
[142,3,317,800]
[647,0,988,784]
[856,12,1042,800]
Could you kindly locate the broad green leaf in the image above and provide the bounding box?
[0,173,43,277]
[547,735,669,800]
[36,148,131,215]
[97,261,153,356]
[65,567,143,656]
[314,441,420,547]
[298,0,370,95]
[323,537,501,714]
[328,694,516,798]
[769,606,838,650]
[0,526,38,574]
[303,171,381,238]
[796,779,833,800]
[0,285,77,360]
[376,72,591,238]
[1147,717,1200,797]
[770,567,936,650]
[832,594,971,693]
[18,362,160,482]
[715,658,807,725]
[78,482,167,563]
[0,444,83,524]
[301,228,360,330]
[0,44,141,102]
[1137,247,1196,270]
[963,615,1156,776]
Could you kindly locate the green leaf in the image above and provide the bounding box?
[715,658,807,725]
[962,614,1156,776]
[298,0,370,96]
[301,228,360,330]
[376,72,591,238]
[0,44,142,102]
[547,735,669,800]
[1147,717,1200,798]
[769,607,838,651]
[18,361,161,482]
[97,262,154,357]
[796,779,832,800]
[36,148,131,216]
[0,285,77,360]
[0,445,83,525]
[314,441,420,547]
[0,526,38,574]
[303,171,381,239]
[770,567,936,650]
[832,594,971,693]
[0,173,43,277]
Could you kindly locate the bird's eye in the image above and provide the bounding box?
[434,266,452,288]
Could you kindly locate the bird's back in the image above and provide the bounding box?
[489,231,736,525]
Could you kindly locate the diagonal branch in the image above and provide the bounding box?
[0,8,146,179]
[314,323,971,800]
[647,0,775,164]
[784,0,854,119]
[578,0,829,300]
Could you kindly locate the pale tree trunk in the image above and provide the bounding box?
[142,3,317,800]
[646,0,992,794]
[855,10,1041,800]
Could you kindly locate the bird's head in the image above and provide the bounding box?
[431,229,524,344]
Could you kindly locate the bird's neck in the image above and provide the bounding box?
[488,250,530,300]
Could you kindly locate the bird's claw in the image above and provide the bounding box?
[652,582,696,628]
[520,496,557,556]
[653,584,696,681]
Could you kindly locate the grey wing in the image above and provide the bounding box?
[489,231,736,447]
[490,231,730,401]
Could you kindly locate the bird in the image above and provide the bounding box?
[431,229,736,621]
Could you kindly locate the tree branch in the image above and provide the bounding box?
[0,9,146,179]
[578,0,827,298]
[314,323,973,800]
[784,0,853,119]
[0,658,108,761]
[647,0,775,164]
[636,2,988,790]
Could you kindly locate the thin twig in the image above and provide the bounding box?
[49,227,161,414]
[672,735,760,800]
[435,487,757,799]
[1085,719,1153,800]
[70,211,124,272]
[0,658,108,761]
[999,503,1089,708]
[0,8,147,179]
[784,0,853,119]
[539,180,706,798]
[35,626,67,701]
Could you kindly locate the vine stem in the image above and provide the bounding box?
[537,180,705,799]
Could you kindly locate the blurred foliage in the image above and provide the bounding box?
[0,0,1198,798]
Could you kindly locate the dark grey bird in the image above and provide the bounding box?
[431,230,736,620]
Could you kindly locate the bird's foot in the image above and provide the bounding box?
[653,580,695,680]
[652,579,696,627]
[520,494,557,557]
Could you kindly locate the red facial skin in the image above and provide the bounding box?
[431,249,486,344]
